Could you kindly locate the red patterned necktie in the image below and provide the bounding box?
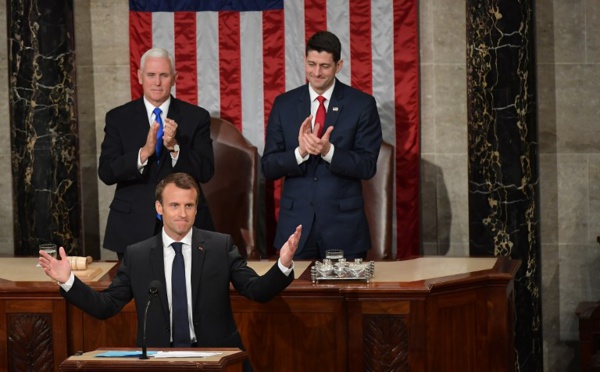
[315,96,326,138]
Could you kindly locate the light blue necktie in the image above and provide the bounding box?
[153,107,164,163]
[171,242,191,347]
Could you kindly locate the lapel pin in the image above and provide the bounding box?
[198,246,204,252]
[332,107,339,111]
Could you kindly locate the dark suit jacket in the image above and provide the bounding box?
[99,96,215,254]
[262,79,382,256]
[61,227,294,350]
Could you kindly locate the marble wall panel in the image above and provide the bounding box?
[559,242,600,340]
[536,63,558,154]
[553,0,586,63]
[542,242,578,371]
[0,156,14,255]
[97,182,114,259]
[539,154,559,244]
[588,154,600,241]
[73,0,92,68]
[557,155,589,245]
[432,154,469,256]
[433,65,467,154]
[8,0,81,255]
[420,154,438,248]
[555,64,600,153]
[77,0,129,259]
[92,66,131,150]
[80,154,100,256]
[76,66,98,155]
[0,0,12,254]
[419,64,435,154]
[420,154,453,256]
[0,0,6,65]
[586,1,600,63]
[535,0,555,65]
[418,0,433,64]
[431,0,466,64]
[74,1,101,257]
[88,0,130,67]
[92,64,130,260]
[0,80,11,256]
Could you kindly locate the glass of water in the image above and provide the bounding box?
[324,249,344,262]
[37,243,57,267]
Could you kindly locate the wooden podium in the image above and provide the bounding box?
[59,348,246,371]
[0,256,519,372]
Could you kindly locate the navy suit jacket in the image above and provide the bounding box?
[262,79,382,256]
[99,96,215,254]
[61,228,294,351]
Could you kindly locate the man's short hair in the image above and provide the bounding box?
[155,173,200,204]
[306,31,342,63]
[140,47,176,74]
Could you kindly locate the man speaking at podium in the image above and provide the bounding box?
[39,172,301,372]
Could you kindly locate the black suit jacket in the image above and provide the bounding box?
[62,227,294,350]
[99,96,215,254]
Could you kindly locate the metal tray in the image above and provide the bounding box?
[310,260,375,283]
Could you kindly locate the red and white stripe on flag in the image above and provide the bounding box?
[129,0,419,259]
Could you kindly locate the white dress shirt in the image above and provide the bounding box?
[162,228,196,342]
[137,96,179,171]
[295,81,336,164]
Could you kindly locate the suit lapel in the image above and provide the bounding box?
[190,228,207,309]
[166,96,180,121]
[155,96,181,175]
[149,235,170,322]
[326,79,345,129]
[297,85,312,125]
[133,98,153,142]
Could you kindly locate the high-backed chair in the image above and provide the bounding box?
[362,141,395,260]
[202,117,260,259]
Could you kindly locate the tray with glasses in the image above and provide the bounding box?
[311,253,375,283]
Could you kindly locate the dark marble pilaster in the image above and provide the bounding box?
[466,1,541,371]
[7,0,81,256]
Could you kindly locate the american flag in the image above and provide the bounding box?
[129,0,419,259]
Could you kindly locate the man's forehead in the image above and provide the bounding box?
[306,50,335,63]
[163,184,197,198]
[142,57,173,72]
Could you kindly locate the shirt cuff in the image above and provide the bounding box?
[321,143,334,163]
[277,258,294,276]
[170,149,180,165]
[138,148,148,173]
[294,147,309,165]
[59,272,75,292]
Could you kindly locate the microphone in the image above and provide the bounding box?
[140,280,161,360]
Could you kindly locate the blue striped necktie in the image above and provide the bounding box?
[153,107,164,163]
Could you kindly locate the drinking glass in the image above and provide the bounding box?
[37,243,57,267]
[324,249,344,262]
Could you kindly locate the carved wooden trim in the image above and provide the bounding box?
[8,313,54,372]
[363,315,409,372]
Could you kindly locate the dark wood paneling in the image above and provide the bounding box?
[0,258,519,372]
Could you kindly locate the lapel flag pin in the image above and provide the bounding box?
[332,107,339,111]
[198,246,204,252]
